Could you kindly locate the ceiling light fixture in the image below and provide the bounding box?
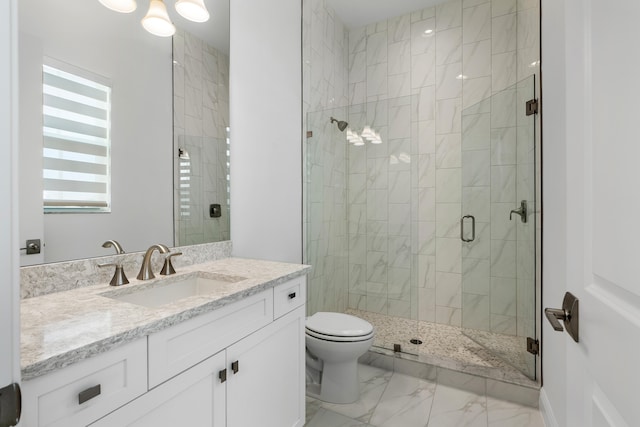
[141,0,176,37]
[99,0,211,37]
[99,0,137,13]
[175,0,210,23]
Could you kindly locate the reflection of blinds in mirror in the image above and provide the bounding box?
[180,157,191,218]
[42,63,111,212]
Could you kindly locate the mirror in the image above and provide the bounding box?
[18,0,230,266]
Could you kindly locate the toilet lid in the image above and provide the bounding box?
[306,312,374,338]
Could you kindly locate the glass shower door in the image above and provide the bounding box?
[460,76,537,379]
[303,97,422,358]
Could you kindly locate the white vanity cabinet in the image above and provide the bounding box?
[21,275,307,427]
[93,306,306,427]
[226,306,305,427]
[20,338,148,427]
[89,350,227,426]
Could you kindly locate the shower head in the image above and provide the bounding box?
[330,117,349,132]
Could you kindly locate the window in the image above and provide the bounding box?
[42,61,111,212]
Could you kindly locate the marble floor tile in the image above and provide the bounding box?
[306,408,374,427]
[306,396,322,424]
[428,385,488,427]
[320,364,393,423]
[369,373,435,427]
[304,367,544,427]
[486,397,545,427]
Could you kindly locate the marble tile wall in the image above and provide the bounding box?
[303,0,350,315]
[173,29,230,246]
[343,0,539,331]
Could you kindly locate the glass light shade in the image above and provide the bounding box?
[346,128,360,143]
[142,0,176,37]
[175,0,210,23]
[371,132,383,144]
[353,136,365,146]
[361,125,375,140]
[99,0,137,13]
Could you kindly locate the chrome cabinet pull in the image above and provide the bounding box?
[218,369,227,383]
[288,292,296,299]
[231,360,239,374]
[460,215,475,242]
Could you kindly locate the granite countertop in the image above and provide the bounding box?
[21,257,310,381]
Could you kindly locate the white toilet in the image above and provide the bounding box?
[305,312,374,404]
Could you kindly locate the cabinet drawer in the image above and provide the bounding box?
[21,338,147,427]
[148,289,273,388]
[273,276,306,319]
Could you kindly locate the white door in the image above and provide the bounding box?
[543,0,640,425]
[0,0,22,425]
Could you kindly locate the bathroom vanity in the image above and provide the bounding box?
[19,257,308,427]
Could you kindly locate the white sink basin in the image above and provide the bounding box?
[104,275,246,308]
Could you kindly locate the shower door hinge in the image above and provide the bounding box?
[526,337,539,355]
[526,99,539,116]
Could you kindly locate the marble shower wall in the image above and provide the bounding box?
[173,29,230,246]
[303,0,350,315]
[344,0,540,330]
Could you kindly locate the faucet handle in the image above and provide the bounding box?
[160,252,183,276]
[98,263,130,286]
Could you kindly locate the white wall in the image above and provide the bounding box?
[229,0,302,263]
[19,0,173,264]
[540,0,567,424]
[0,0,20,390]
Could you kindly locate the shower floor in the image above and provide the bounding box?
[346,309,536,387]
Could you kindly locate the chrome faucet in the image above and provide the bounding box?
[137,244,170,281]
[98,240,129,286]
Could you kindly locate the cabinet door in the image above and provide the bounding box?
[227,306,305,427]
[90,351,226,427]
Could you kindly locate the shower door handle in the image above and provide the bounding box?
[460,215,475,242]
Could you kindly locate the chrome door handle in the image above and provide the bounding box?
[545,292,579,342]
[460,215,475,242]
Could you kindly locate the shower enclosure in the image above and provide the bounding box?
[302,0,541,383]
[304,75,537,379]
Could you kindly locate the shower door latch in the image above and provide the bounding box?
[526,337,539,355]
[526,99,539,116]
[545,292,579,342]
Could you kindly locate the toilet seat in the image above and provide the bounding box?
[306,312,374,341]
[305,328,374,342]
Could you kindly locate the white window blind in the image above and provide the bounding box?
[42,62,111,212]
